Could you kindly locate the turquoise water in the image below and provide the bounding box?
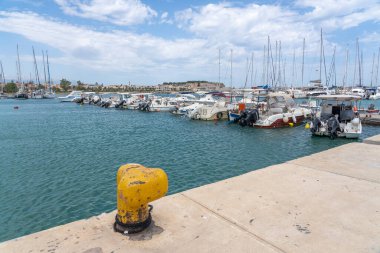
[0,98,380,242]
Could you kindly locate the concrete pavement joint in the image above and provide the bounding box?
[286,162,380,185]
[180,193,288,253]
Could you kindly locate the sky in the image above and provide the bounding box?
[0,0,380,87]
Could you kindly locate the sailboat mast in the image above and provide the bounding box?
[0,61,4,93]
[218,48,221,86]
[32,47,41,87]
[319,29,322,82]
[17,44,23,90]
[267,36,270,85]
[353,39,358,88]
[46,51,51,92]
[343,47,349,88]
[359,50,362,86]
[301,38,305,87]
[376,47,380,86]
[230,49,233,88]
[371,53,375,87]
[292,48,295,89]
[42,50,47,86]
[250,52,254,86]
[262,45,266,85]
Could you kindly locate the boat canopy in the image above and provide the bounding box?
[316,95,361,101]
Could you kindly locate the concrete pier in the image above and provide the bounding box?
[1,135,380,253]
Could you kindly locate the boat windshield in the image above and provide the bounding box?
[268,96,287,108]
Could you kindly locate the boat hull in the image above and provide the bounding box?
[254,115,305,128]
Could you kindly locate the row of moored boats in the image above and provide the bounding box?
[59,89,367,139]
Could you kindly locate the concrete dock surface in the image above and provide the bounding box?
[1,135,380,253]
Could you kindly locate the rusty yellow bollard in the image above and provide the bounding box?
[114,164,168,234]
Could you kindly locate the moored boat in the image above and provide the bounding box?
[309,95,362,139]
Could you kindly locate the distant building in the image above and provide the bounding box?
[155,81,224,92]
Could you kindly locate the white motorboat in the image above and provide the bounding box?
[232,94,311,128]
[286,88,307,99]
[58,91,83,102]
[172,103,200,115]
[369,87,380,100]
[188,100,228,120]
[349,88,365,98]
[139,97,177,112]
[309,95,362,139]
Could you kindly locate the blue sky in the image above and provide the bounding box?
[0,0,380,87]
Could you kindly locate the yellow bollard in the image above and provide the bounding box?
[114,164,168,234]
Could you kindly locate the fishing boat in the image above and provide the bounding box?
[58,91,83,102]
[309,95,362,139]
[232,94,311,128]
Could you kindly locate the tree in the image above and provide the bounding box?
[4,82,18,93]
[60,78,71,92]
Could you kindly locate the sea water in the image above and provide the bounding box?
[0,98,380,242]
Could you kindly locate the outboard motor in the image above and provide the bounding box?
[327,116,340,139]
[74,97,84,104]
[115,100,125,109]
[237,109,259,127]
[104,101,112,108]
[245,109,259,126]
[310,117,321,134]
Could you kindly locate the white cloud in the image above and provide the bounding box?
[160,11,173,24]
[0,11,223,84]
[295,0,380,30]
[54,0,157,26]
[175,3,319,54]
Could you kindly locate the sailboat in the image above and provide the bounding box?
[31,46,44,99]
[14,44,28,99]
[0,61,7,99]
[43,51,56,99]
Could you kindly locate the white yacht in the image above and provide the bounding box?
[309,95,362,139]
[58,91,83,102]
[350,88,365,98]
[369,87,380,100]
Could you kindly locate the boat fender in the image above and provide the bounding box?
[195,113,201,120]
[292,114,297,124]
[282,114,289,123]
[216,112,223,119]
[351,117,360,126]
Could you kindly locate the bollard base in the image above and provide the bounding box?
[113,213,152,234]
